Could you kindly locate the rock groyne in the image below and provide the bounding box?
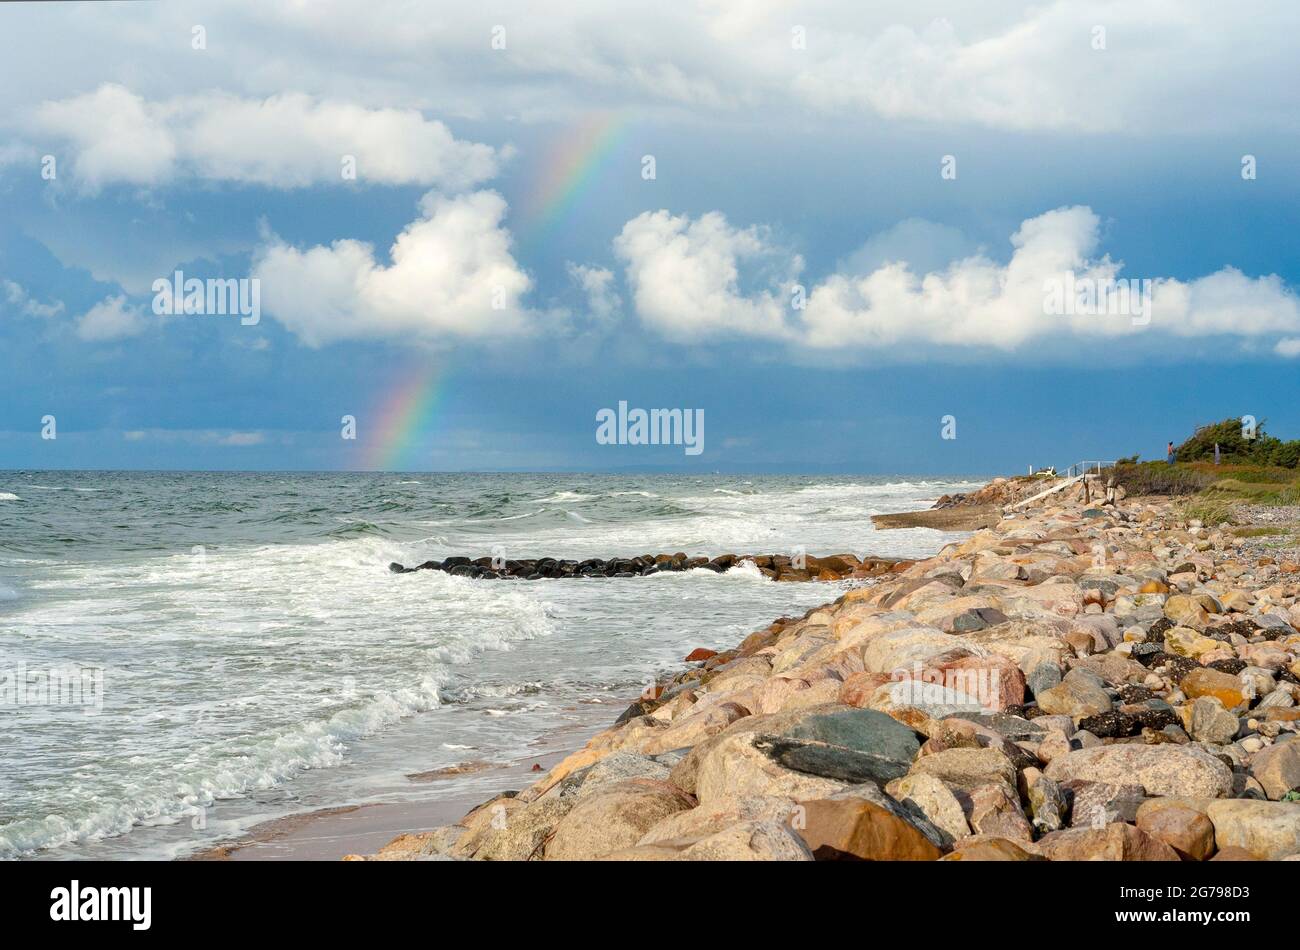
[390,552,909,582]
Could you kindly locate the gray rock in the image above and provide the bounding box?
[753,708,923,785]
[1026,662,1062,699]
[1189,696,1241,746]
[1044,744,1233,798]
[1066,781,1145,827]
[1037,668,1112,718]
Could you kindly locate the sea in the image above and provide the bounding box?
[0,471,985,859]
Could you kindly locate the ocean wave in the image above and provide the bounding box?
[537,491,595,503]
[0,673,447,859]
[0,492,20,501]
[326,520,390,538]
[3,471,981,859]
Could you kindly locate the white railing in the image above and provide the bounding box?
[1065,460,1118,478]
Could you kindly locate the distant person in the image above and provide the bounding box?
[1166,441,1175,464]
[1214,442,1221,465]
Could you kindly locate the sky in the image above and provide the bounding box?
[0,0,1298,474]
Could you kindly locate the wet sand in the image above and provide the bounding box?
[189,714,605,860]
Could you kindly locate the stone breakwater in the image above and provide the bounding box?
[389,553,908,582]
[356,490,1300,862]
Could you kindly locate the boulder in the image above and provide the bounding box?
[1067,781,1144,827]
[607,819,814,861]
[544,779,694,860]
[795,796,943,861]
[370,826,465,861]
[1165,626,1220,660]
[940,837,1046,861]
[959,783,1034,841]
[1181,668,1249,712]
[1135,801,1215,860]
[1044,744,1233,798]
[1164,594,1210,630]
[456,796,570,861]
[740,707,924,788]
[909,747,1018,791]
[1025,773,1066,834]
[1037,823,1180,861]
[1204,799,1300,860]
[887,773,971,844]
[694,731,852,803]
[640,700,750,754]
[1248,740,1300,800]
[860,627,956,673]
[638,795,797,845]
[1187,696,1240,746]
[1036,668,1113,718]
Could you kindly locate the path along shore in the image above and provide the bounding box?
[346,478,1300,861]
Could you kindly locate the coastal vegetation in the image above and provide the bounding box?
[1108,418,1300,522]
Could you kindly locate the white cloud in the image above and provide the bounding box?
[613,205,1300,355]
[34,84,175,190]
[216,431,266,447]
[253,190,534,346]
[3,280,64,318]
[33,84,502,191]
[566,263,621,320]
[76,295,146,341]
[5,2,1294,134]
[613,210,799,342]
[1274,338,1300,358]
[123,429,266,446]
[838,218,978,279]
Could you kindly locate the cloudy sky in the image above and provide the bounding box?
[1,1,1297,472]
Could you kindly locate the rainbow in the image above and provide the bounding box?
[518,110,630,245]
[362,364,446,471]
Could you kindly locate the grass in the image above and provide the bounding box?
[1109,462,1214,496]
[1230,525,1292,538]
[1110,462,1300,506]
[1179,497,1236,526]
[1199,478,1300,505]
[1182,462,1299,484]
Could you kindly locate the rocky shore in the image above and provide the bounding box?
[355,482,1300,862]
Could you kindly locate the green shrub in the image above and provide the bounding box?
[1176,417,1300,469]
[1110,462,1213,496]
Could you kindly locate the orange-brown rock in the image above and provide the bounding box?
[1037,823,1180,861]
[940,837,1046,861]
[795,797,942,861]
[1135,803,1216,860]
[1180,668,1248,711]
[1210,846,1260,861]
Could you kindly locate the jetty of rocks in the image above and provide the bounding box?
[389,553,909,582]
[356,481,1300,862]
